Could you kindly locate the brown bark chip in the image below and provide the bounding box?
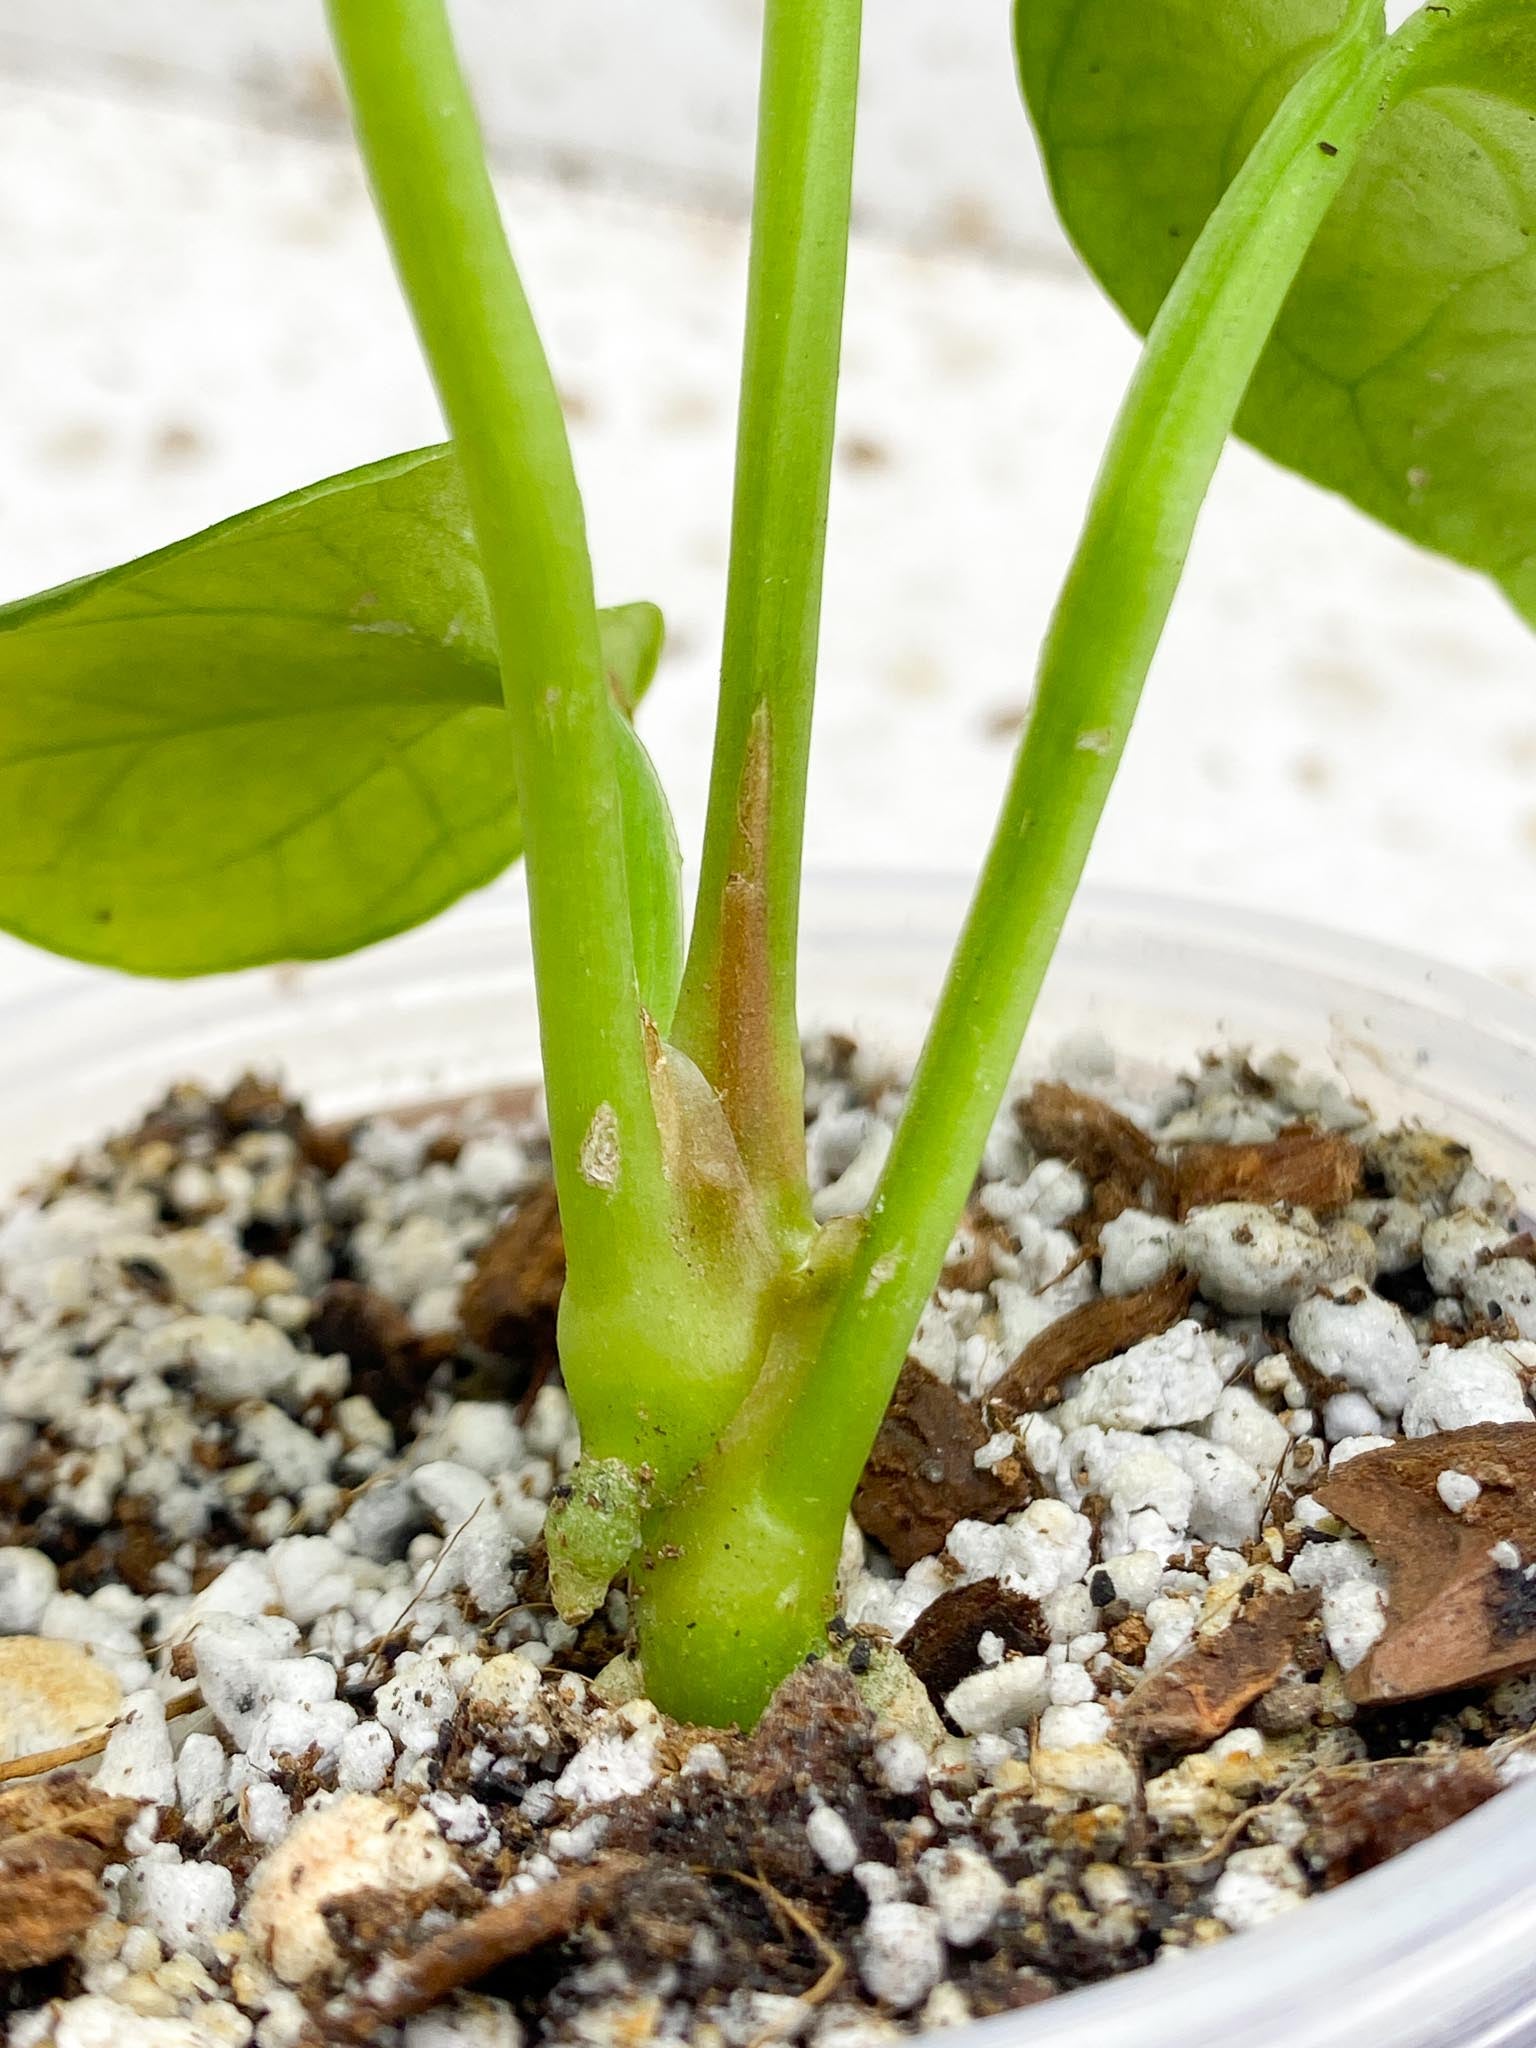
[1116,1585,1319,1754]
[941,1207,1014,1293]
[333,1854,642,2035]
[990,1269,1197,1418]
[459,1179,566,1373]
[0,1776,137,1971]
[308,1280,433,1436]
[1315,1422,1536,1704]
[899,1580,1049,1708]
[1016,1083,1174,1225]
[853,1363,1033,1568]
[1296,1753,1501,1887]
[1173,1129,1363,1218]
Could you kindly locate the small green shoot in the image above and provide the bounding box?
[2,0,1533,1725]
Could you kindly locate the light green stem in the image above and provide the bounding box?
[640,2,1431,1725]
[788,0,1425,1508]
[672,0,862,1235]
[323,0,675,1291]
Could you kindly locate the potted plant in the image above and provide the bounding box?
[2,0,1536,2039]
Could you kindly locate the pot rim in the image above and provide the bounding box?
[6,871,1536,1036]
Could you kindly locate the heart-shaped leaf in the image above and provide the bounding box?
[1017,0,1536,623]
[0,444,674,980]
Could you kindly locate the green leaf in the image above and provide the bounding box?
[0,444,669,975]
[1017,0,1536,624]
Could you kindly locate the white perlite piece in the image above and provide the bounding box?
[0,1546,57,1634]
[945,1502,1093,1602]
[1153,1433,1269,1548]
[1329,1433,1395,1468]
[1210,1847,1308,1931]
[96,1690,176,1808]
[1343,1198,1423,1275]
[241,1780,293,1848]
[806,1804,860,1875]
[1467,1258,1536,1340]
[22,1996,225,2048]
[1144,1595,1198,1670]
[944,1656,1051,1736]
[874,1733,929,1797]
[247,1694,359,1773]
[917,1845,1007,1946]
[552,1716,661,1808]
[189,1613,302,1747]
[1289,1285,1421,1416]
[979,1158,1089,1235]
[857,1902,945,2011]
[1323,1392,1385,1443]
[815,1121,893,1221]
[1437,1470,1482,1515]
[1291,1539,1388,1671]
[1031,1701,1137,1806]
[337,1718,397,1794]
[1402,1341,1531,1437]
[375,1655,461,1757]
[1181,1205,1374,1314]
[1207,1385,1290,1474]
[120,1854,236,1964]
[1097,1209,1181,1296]
[1099,1550,1163,1612]
[1054,1321,1232,1433]
[974,1431,1017,1472]
[244,1794,457,1984]
[143,1313,306,1405]
[403,1999,525,2048]
[174,1733,227,1836]
[456,1132,529,1206]
[1056,1427,1193,1563]
[1422,1212,1510,1295]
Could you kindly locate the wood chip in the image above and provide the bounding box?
[1017,1082,1174,1226]
[989,1268,1196,1418]
[1314,1421,1536,1704]
[1296,1753,1500,1886]
[941,1206,1013,1293]
[852,1362,1032,1568]
[1173,1128,1363,1218]
[335,1853,641,2036]
[0,1775,137,1970]
[899,1579,1048,1708]
[1116,1584,1319,1754]
[460,1179,565,1369]
[308,1279,436,1437]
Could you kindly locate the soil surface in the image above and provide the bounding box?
[3,1035,1536,2046]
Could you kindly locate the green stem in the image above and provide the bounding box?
[789,0,1411,1509]
[788,0,1418,1506]
[641,4,1429,1722]
[323,1,674,1288]
[672,0,862,1236]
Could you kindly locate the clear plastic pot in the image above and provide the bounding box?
[3,875,1536,2047]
